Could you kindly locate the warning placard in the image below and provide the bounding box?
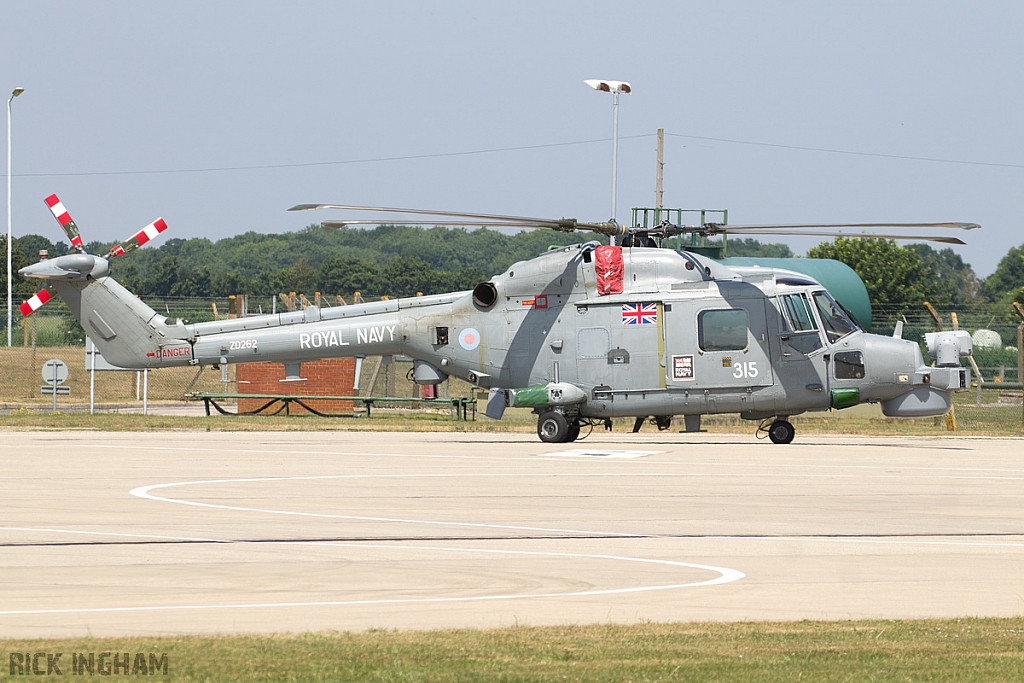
[672,354,695,380]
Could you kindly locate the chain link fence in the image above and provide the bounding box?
[873,303,1023,433]
[0,294,466,412]
[0,345,476,414]
[0,343,229,409]
[871,303,1022,380]
[1,298,1021,431]
[0,296,248,410]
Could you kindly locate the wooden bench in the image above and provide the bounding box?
[186,392,476,421]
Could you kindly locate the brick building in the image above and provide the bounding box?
[236,358,356,414]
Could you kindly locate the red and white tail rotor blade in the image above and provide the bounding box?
[19,286,56,317]
[108,218,168,258]
[43,194,86,253]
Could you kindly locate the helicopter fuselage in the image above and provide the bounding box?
[31,241,970,443]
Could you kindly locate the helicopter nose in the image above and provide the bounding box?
[850,335,921,406]
[865,335,920,385]
[866,334,968,418]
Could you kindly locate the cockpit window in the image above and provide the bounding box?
[834,350,865,379]
[776,293,823,355]
[779,293,818,332]
[812,291,859,343]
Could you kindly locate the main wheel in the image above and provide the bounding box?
[768,419,795,444]
[565,420,581,442]
[537,411,570,443]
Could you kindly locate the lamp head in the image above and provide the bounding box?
[584,79,631,94]
[12,87,25,98]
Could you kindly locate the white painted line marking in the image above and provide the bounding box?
[129,478,647,537]
[0,544,743,616]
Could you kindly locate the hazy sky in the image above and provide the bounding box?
[4,1,1022,276]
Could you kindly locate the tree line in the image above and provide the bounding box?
[1,225,1022,313]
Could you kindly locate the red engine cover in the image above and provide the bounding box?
[595,245,624,295]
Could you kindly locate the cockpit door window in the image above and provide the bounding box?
[780,293,818,332]
[778,293,823,355]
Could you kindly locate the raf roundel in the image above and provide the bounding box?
[459,327,481,351]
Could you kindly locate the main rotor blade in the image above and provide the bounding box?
[321,220,546,229]
[291,203,560,224]
[714,228,966,244]
[291,203,621,236]
[43,194,86,253]
[705,221,980,233]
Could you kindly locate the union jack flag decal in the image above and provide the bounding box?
[621,303,657,325]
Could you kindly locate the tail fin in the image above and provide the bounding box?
[55,276,174,369]
[21,194,177,366]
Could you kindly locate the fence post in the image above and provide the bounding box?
[1013,302,1024,429]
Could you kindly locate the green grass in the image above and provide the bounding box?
[1,345,1021,435]
[0,409,524,432]
[0,402,1021,435]
[4,619,1024,681]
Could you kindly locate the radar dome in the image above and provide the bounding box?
[971,329,1002,350]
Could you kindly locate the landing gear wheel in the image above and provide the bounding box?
[537,411,571,443]
[565,420,581,442]
[768,420,795,444]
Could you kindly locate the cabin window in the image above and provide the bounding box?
[834,350,865,379]
[698,309,748,352]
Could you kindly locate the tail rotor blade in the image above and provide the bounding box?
[108,218,168,258]
[43,194,85,253]
[19,286,56,317]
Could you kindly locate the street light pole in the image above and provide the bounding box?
[584,79,631,245]
[611,89,620,221]
[7,86,25,347]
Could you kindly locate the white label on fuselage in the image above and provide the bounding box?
[298,325,396,349]
[356,325,396,344]
[299,330,349,349]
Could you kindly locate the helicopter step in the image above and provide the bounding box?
[630,414,706,433]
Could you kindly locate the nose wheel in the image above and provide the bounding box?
[767,419,795,444]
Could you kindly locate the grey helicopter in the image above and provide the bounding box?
[19,194,977,443]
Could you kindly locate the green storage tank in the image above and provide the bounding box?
[719,257,872,333]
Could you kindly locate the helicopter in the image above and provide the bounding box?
[18,195,977,444]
